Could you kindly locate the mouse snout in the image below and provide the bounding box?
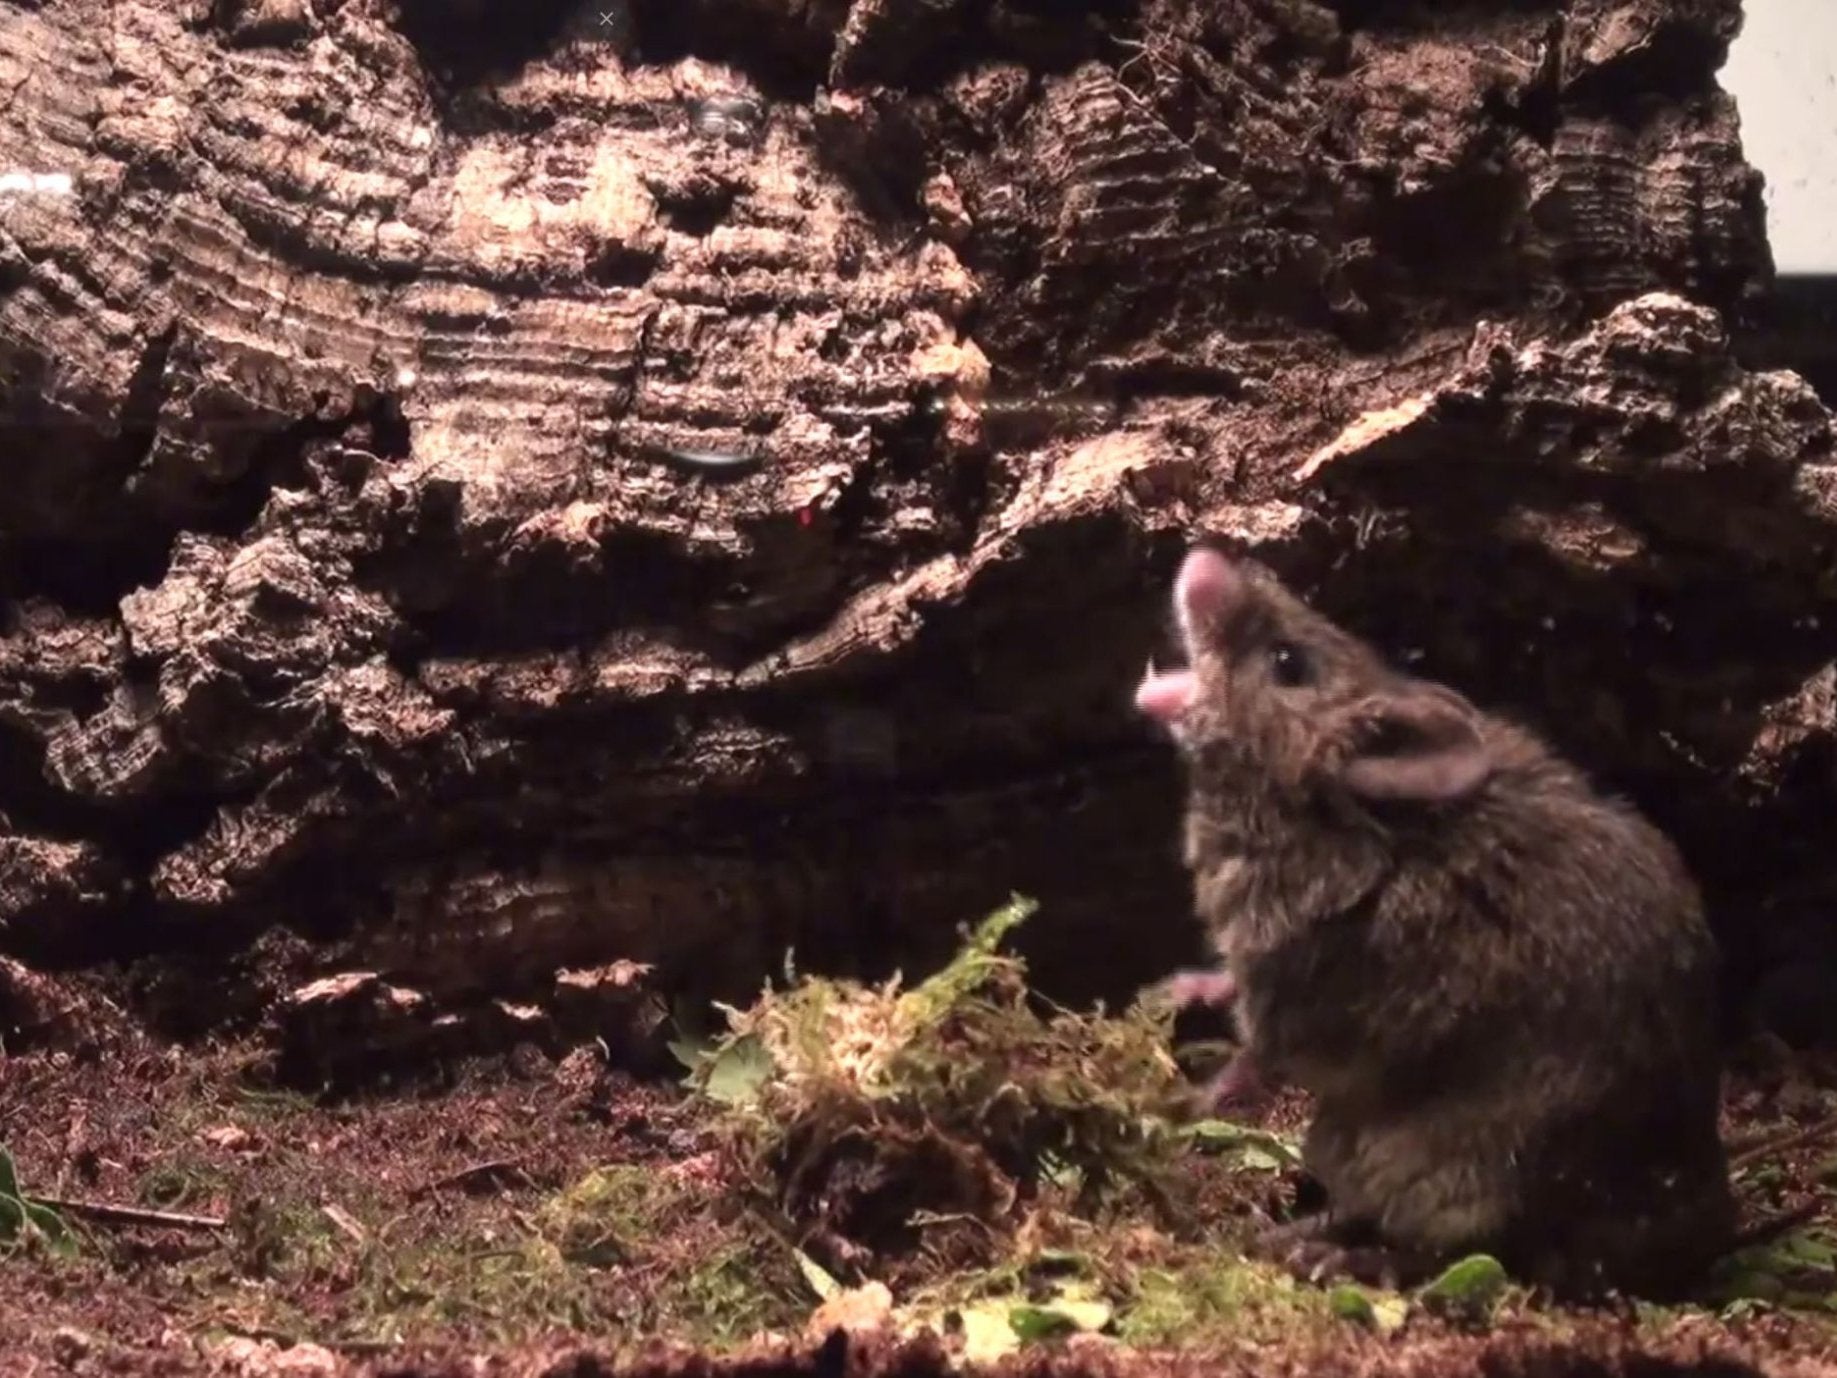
[1135,662,1196,723]
[1138,546,1245,728]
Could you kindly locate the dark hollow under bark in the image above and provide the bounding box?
[1,0,1833,1069]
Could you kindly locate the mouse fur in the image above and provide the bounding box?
[1136,544,1734,1300]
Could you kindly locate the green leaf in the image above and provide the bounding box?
[699,1034,773,1108]
[1777,1231,1836,1271]
[795,1248,843,1302]
[1009,1295,1112,1340]
[666,996,717,1076]
[1327,1286,1375,1325]
[1182,1120,1302,1169]
[1418,1254,1508,1314]
[0,1146,72,1256]
[1720,1296,1773,1321]
[952,1283,1109,1362]
[955,1302,1022,1365]
[23,1202,74,1256]
[667,1038,705,1076]
[1237,1145,1289,1173]
[900,895,1038,1027]
[1711,1266,1787,1304]
[1327,1285,1408,1335]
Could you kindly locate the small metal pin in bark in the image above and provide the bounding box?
[641,444,767,484]
[637,443,823,528]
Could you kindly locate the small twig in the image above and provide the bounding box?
[34,1196,226,1231]
[55,1106,87,1197]
[321,1202,367,1245]
[407,1157,527,1200]
[907,1210,996,1236]
[223,1327,398,1355]
[1730,1111,1837,1172]
[1730,1200,1825,1251]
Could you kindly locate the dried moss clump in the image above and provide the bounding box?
[674,896,1197,1280]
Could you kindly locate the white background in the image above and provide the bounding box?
[1724,0,1837,274]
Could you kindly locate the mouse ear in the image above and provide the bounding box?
[1332,688,1494,802]
[1175,547,1243,643]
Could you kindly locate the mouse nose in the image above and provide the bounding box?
[1136,661,1196,722]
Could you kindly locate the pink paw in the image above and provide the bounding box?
[1204,1053,1273,1111]
[1162,968,1239,1009]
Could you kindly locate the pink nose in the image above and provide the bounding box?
[1135,666,1196,721]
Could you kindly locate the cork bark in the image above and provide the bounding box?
[2,0,1831,1063]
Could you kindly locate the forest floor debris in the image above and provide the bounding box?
[2,900,1836,1376]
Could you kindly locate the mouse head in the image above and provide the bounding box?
[1136,546,1495,804]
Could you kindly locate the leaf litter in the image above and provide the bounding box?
[0,896,1835,1375]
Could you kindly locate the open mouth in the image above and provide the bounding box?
[1138,545,1248,726]
[1149,604,1194,675]
[1136,624,1198,725]
[1133,551,1213,726]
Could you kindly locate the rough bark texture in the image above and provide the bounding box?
[1,0,1831,1058]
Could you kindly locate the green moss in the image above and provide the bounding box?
[664,1238,806,1348]
[161,1152,806,1350]
[540,1164,664,1266]
[229,1082,319,1122]
[1114,1248,1337,1347]
[137,1158,227,1212]
[340,1231,602,1344]
[43,901,1822,1361]
[224,1193,341,1281]
[533,1163,803,1349]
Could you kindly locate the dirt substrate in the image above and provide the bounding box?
[4,1002,1837,1378]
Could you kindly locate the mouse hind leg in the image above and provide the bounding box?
[1259,1103,1519,1291]
[1517,1135,1737,1301]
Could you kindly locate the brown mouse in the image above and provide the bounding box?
[1136,544,1734,1299]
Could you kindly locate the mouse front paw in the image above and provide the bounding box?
[1161,968,1239,1009]
[1287,1240,1415,1289]
[1203,1053,1273,1112]
[1251,1219,1435,1291]
[1249,1211,1335,1256]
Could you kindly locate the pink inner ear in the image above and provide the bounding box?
[1136,668,1197,722]
[1176,547,1239,637]
[1341,747,1491,802]
[1337,695,1494,802]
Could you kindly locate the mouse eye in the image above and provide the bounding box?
[1268,641,1313,688]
